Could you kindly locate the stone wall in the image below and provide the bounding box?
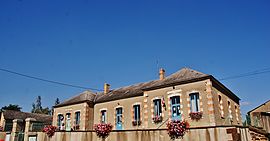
[27,126,268,141]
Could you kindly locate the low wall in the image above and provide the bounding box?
[34,126,268,141]
[2,126,268,141]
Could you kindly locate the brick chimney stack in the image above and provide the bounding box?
[159,68,165,80]
[104,83,110,94]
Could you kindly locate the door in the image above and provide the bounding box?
[171,96,181,120]
[116,108,123,130]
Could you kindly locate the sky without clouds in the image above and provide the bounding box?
[0,0,269,120]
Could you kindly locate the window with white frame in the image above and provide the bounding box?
[153,99,162,117]
[171,96,181,120]
[190,93,200,112]
[101,110,107,123]
[57,114,64,128]
[133,105,140,121]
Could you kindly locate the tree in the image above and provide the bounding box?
[1,104,22,111]
[55,98,60,106]
[51,98,60,116]
[31,96,51,115]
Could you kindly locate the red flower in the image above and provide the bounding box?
[152,115,163,123]
[93,123,113,138]
[166,120,189,139]
[189,112,203,121]
[42,125,57,138]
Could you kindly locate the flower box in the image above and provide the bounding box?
[42,125,57,138]
[152,116,163,123]
[189,112,203,121]
[93,123,113,138]
[167,120,189,139]
[132,120,141,126]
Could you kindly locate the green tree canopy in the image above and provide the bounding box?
[31,96,51,115]
[1,104,22,111]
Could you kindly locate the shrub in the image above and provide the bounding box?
[42,125,57,138]
[167,120,189,139]
[93,123,113,138]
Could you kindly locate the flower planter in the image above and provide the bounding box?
[189,112,203,121]
[132,120,141,126]
[94,123,113,139]
[152,116,163,123]
[42,125,57,138]
[167,120,189,139]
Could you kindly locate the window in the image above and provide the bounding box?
[57,114,64,128]
[75,112,80,125]
[65,113,71,131]
[171,96,181,120]
[153,99,162,116]
[116,107,123,130]
[218,95,224,117]
[228,101,233,121]
[133,105,140,121]
[101,110,107,123]
[190,93,200,112]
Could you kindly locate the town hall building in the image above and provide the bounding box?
[53,67,242,131]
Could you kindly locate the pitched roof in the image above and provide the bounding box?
[55,67,240,105]
[142,67,209,90]
[2,110,52,123]
[248,100,270,114]
[54,90,96,108]
[95,68,210,103]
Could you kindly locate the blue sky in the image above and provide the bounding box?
[0,0,269,119]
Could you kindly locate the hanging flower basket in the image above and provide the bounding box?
[42,125,57,138]
[94,123,113,138]
[132,120,141,126]
[189,112,203,121]
[167,120,189,140]
[152,116,163,123]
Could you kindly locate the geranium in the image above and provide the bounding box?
[189,112,203,121]
[152,115,163,123]
[0,126,3,131]
[42,125,57,138]
[132,120,141,126]
[167,120,189,139]
[94,123,113,138]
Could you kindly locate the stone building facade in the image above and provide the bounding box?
[53,68,242,131]
[248,100,270,133]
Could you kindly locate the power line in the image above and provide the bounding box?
[0,68,102,91]
[219,67,270,81]
[1,67,270,91]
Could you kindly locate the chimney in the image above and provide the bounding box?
[104,83,110,94]
[159,68,165,80]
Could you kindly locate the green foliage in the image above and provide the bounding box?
[1,104,22,111]
[31,96,51,115]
